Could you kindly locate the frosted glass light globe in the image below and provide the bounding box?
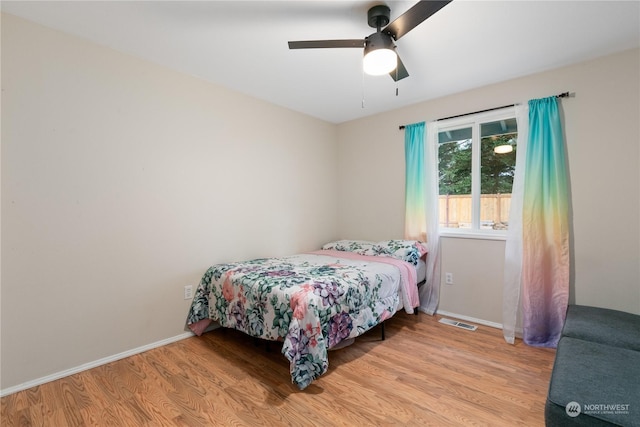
[363,49,397,76]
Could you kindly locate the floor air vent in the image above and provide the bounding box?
[438,317,478,331]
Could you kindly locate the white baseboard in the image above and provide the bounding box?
[0,331,194,398]
[435,310,503,330]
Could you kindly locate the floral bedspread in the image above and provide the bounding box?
[185,250,417,389]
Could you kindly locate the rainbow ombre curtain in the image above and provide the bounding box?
[404,122,427,242]
[404,122,441,315]
[503,97,570,348]
[522,97,570,347]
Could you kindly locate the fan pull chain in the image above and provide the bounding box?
[395,53,399,96]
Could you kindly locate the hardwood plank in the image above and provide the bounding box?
[1,313,555,426]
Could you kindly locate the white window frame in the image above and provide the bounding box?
[435,107,517,240]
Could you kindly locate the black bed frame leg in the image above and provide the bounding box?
[381,322,385,341]
[253,337,271,352]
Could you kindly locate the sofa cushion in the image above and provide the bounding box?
[546,337,640,426]
[562,305,640,351]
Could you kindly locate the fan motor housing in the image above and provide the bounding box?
[364,31,395,55]
[367,5,391,28]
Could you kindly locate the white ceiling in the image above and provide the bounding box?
[2,1,639,124]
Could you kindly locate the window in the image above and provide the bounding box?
[437,109,517,235]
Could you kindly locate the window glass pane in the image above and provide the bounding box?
[480,118,517,138]
[480,119,517,230]
[438,127,472,229]
[438,127,472,144]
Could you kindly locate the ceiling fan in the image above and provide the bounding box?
[288,1,452,81]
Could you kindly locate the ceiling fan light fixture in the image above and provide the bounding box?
[363,48,397,75]
[494,144,513,154]
[288,1,453,82]
[363,32,397,76]
[494,138,516,154]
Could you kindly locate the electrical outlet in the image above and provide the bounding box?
[445,272,454,285]
[184,285,193,300]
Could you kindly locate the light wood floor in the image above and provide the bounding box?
[1,313,555,426]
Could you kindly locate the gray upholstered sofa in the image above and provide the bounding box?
[545,305,640,426]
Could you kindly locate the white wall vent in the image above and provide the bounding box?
[438,317,478,331]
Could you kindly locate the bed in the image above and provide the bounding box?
[185,239,427,389]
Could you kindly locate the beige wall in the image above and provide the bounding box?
[1,14,338,390]
[438,238,505,325]
[338,48,640,324]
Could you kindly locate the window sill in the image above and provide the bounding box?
[439,229,507,241]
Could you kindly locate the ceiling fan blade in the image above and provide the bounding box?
[390,55,409,81]
[288,39,365,49]
[384,0,452,41]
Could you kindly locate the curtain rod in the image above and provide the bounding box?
[398,91,572,130]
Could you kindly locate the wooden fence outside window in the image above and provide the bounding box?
[439,194,512,229]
